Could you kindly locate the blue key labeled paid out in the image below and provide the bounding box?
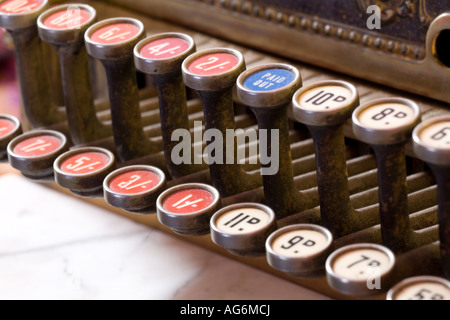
[244,68,295,91]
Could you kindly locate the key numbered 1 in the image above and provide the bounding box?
[157,183,220,236]
[211,203,277,256]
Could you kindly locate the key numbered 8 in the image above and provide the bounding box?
[353,97,421,145]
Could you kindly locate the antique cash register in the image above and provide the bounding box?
[1,0,450,300]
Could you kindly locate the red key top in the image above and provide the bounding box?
[157,183,221,236]
[104,165,166,213]
[7,130,68,179]
[54,147,115,197]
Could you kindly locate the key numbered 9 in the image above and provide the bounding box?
[211,203,277,256]
[266,224,333,278]
[292,80,359,126]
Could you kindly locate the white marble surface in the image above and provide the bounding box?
[0,172,331,300]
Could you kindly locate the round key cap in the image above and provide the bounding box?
[7,129,68,180]
[104,165,166,214]
[386,275,450,300]
[135,32,195,75]
[37,3,95,44]
[157,183,221,236]
[0,114,22,161]
[266,224,333,278]
[326,243,396,297]
[412,116,450,167]
[352,97,421,146]
[412,116,450,278]
[54,147,115,197]
[210,203,277,256]
[182,47,245,91]
[0,0,48,29]
[292,80,359,126]
[236,63,306,219]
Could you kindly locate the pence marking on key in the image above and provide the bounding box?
[332,248,392,281]
[90,23,140,44]
[418,120,450,149]
[163,189,215,214]
[358,103,416,128]
[216,207,270,234]
[13,135,61,157]
[109,170,161,194]
[61,152,110,174]
[298,85,353,111]
[272,229,328,257]
[188,53,238,75]
[0,0,43,14]
[140,37,190,59]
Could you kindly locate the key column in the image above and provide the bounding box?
[134,33,204,178]
[182,48,262,197]
[236,63,307,219]
[0,0,65,127]
[37,4,111,144]
[85,18,154,161]
[352,97,421,253]
[413,116,450,279]
[292,80,363,237]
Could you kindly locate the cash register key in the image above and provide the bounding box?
[236,63,305,219]
[104,165,166,214]
[210,203,277,256]
[85,17,153,161]
[7,130,68,180]
[157,183,221,236]
[0,0,48,30]
[386,275,450,300]
[0,114,22,161]
[291,80,362,237]
[182,48,261,197]
[37,4,111,144]
[412,116,450,278]
[54,147,115,198]
[134,33,202,178]
[266,224,333,278]
[0,0,66,128]
[352,98,421,254]
[325,243,396,297]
